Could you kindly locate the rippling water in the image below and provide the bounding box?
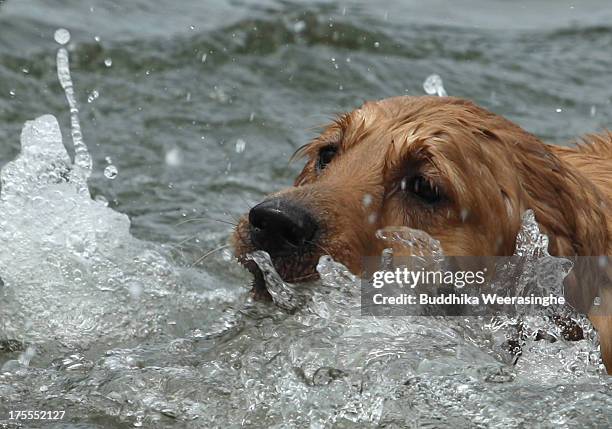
[1,0,612,427]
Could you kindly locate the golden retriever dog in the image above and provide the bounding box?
[232,96,612,372]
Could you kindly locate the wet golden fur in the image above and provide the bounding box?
[233,96,612,371]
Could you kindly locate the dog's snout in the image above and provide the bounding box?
[249,199,318,254]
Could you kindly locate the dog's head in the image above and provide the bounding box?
[232,96,608,297]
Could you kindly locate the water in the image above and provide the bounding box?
[1,0,612,427]
[423,74,447,97]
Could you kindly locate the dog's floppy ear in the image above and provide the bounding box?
[512,142,609,257]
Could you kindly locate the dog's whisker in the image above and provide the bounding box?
[176,217,211,226]
[174,235,201,248]
[230,213,243,226]
[191,244,231,267]
[307,240,332,257]
[176,216,237,227]
[237,194,255,212]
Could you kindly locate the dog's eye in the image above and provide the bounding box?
[316,145,338,171]
[404,176,442,204]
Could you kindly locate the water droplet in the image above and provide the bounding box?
[235,139,246,153]
[293,20,306,33]
[249,112,255,122]
[21,68,29,74]
[104,58,113,67]
[590,105,597,117]
[104,165,118,179]
[94,195,109,206]
[165,147,182,167]
[19,346,36,367]
[94,36,101,43]
[133,414,144,427]
[87,89,99,103]
[362,194,373,207]
[8,90,15,97]
[54,28,71,45]
[189,25,195,31]
[129,281,143,300]
[185,92,191,102]
[222,249,233,261]
[374,41,380,48]
[423,74,448,97]
[555,108,562,113]
[201,53,207,63]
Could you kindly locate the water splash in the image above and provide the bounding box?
[316,254,358,293]
[53,28,70,45]
[514,209,549,258]
[423,73,448,96]
[376,226,445,263]
[55,28,92,192]
[475,210,574,313]
[0,115,70,201]
[247,250,306,312]
[376,211,574,312]
[87,89,99,103]
[104,164,118,179]
[235,138,246,153]
[0,32,220,350]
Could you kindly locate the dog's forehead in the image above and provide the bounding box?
[360,95,438,115]
[338,97,422,144]
[351,96,452,137]
[354,96,414,122]
[333,97,429,157]
[336,97,534,172]
[348,96,448,146]
[358,95,495,122]
[352,96,504,145]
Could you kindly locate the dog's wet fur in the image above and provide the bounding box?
[232,96,612,371]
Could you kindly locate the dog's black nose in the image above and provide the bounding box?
[249,199,318,255]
